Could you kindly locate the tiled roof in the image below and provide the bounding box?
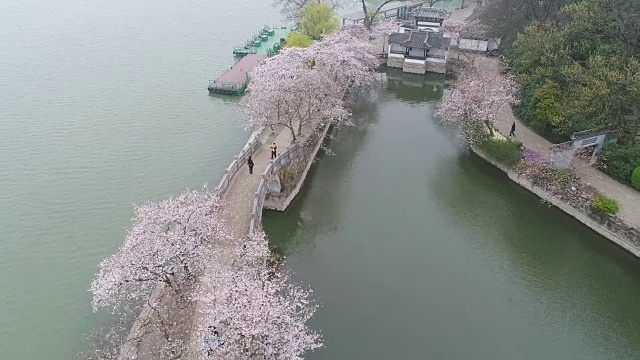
[426,32,451,49]
[389,30,451,49]
[411,7,450,19]
[407,31,429,48]
[389,32,411,44]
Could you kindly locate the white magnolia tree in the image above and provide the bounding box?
[198,232,322,359]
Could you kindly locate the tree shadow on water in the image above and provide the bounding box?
[263,100,382,257]
[385,68,444,104]
[428,152,640,355]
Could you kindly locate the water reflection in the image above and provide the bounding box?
[385,68,444,103]
[428,151,640,358]
[263,77,640,359]
[263,100,380,256]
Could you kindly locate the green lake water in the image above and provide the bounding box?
[263,71,640,360]
[1,0,640,359]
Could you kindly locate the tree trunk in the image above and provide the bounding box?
[485,120,494,136]
[288,125,296,142]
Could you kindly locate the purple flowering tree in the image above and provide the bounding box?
[197,232,322,359]
[436,68,519,143]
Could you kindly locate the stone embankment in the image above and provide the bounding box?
[471,144,640,258]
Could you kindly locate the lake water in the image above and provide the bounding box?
[1,0,639,359]
[263,72,640,360]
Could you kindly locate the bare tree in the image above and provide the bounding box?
[426,0,451,7]
[274,0,346,20]
[358,0,421,29]
[480,0,569,46]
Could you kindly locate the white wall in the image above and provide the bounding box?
[458,39,488,52]
[390,43,406,53]
[408,48,425,57]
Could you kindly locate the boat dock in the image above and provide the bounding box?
[208,54,267,95]
[232,25,292,57]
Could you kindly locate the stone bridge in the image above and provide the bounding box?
[118,125,301,360]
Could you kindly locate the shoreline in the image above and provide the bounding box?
[470,145,640,259]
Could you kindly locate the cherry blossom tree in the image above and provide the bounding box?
[442,20,490,65]
[436,68,519,143]
[308,27,380,96]
[244,41,364,141]
[90,187,226,311]
[197,232,322,359]
[370,18,402,37]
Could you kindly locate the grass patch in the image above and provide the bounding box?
[590,195,620,220]
[479,138,523,167]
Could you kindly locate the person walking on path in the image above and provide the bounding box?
[509,122,516,137]
[270,143,277,159]
[247,156,254,174]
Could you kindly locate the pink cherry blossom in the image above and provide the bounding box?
[243,26,382,140]
[90,187,226,311]
[197,232,322,359]
[436,68,519,143]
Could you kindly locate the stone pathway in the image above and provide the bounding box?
[187,126,294,358]
[476,56,640,229]
[221,127,294,238]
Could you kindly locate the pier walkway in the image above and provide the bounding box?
[208,54,266,95]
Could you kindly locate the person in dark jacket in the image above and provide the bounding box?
[270,143,277,159]
[509,122,516,137]
[247,156,254,174]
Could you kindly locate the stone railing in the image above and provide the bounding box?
[118,128,266,359]
[249,142,302,235]
[215,127,265,196]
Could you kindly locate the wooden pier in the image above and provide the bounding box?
[208,54,267,95]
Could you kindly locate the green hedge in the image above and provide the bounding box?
[590,196,619,220]
[479,139,523,167]
[599,143,640,187]
[632,167,640,190]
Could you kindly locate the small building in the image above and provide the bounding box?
[342,1,425,25]
[550,125,619,168]
[387,30,451,74]
[450,9,501,53]
[406,7,450,32]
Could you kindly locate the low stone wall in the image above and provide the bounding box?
[264,123,331,211]
[471,146,640,258]
[403,60,426,74]
[426,60,446,74]
[387,56,404,69]
[249,139,303,234]
[215,127,266,196]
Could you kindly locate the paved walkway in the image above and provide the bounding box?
[476,56,640,229]
[222,127,294,238]
[188,126,294,358]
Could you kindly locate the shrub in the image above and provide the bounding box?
[285,32,313,48]
[590,195,619,220]
[479,139,523,167]
[599,143,640,186]
[632,167,640,190]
